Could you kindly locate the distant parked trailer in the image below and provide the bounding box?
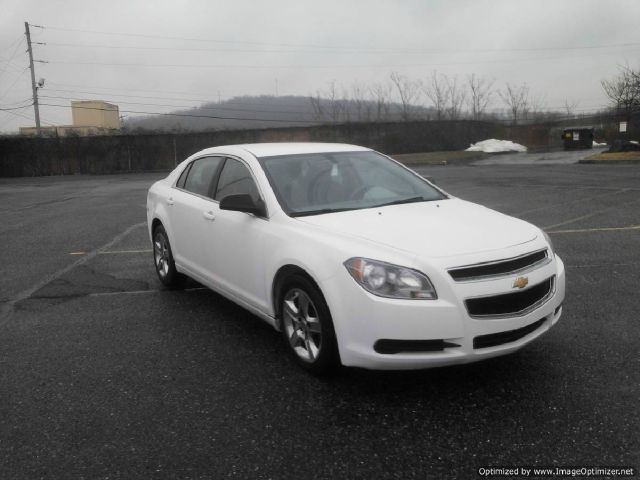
[562,126,594,150]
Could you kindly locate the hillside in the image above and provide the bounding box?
[123,95,434,132]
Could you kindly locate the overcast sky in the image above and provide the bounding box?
[1,0,639,132]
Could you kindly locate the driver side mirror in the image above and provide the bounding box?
[219,194,266,217]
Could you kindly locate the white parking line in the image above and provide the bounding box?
[516,188,628,216]
[566,262,640,268]
[88,287,207,297]
[69,249,152,256]
[99,249,152,255]
[543,197,640,230]
[1,222,147,323]
[547,225,640,234]
[543,211,607,230]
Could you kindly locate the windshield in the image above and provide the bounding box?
[258,151,447,216]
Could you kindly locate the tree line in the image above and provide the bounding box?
[601,65,640,122]
[309,71,613,125]
[118,66,637,133]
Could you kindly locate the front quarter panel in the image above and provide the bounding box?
[263,214,418,343]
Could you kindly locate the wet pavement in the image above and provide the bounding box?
[1,163,638,479]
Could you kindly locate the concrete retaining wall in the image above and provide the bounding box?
[0,120,551,177]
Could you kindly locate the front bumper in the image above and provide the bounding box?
[322,254,566,370]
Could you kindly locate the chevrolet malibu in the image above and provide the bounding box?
[146,143,565,373]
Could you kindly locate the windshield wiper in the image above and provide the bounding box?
[290,207,357,217]
[370,196,429,208]
[291,196,439,217]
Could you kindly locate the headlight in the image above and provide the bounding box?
[344,257,437,300]
[542,231,555,256]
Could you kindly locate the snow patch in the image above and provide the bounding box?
[592,141,607,147]
[466,139,527,153]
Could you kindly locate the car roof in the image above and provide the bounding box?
[193,142,372,159]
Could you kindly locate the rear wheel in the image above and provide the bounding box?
[153,224,184,288]
[280,274,339,375]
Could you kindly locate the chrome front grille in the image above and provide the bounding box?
[465,276,555,318]
[448,248,549,282]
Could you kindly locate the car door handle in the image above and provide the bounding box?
[167,197,175,206]
[203,211,216,221]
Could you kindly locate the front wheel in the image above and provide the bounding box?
[280,275,339,375]
[153,225,185,288]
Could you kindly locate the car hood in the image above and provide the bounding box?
[296,198,539,258]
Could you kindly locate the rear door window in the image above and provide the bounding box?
[176,162,192,189]
[182,156,224,198]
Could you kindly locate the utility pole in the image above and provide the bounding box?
[24,21,41,135]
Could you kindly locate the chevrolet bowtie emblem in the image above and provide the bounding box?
[513,276,529,289]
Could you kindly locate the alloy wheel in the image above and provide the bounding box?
[154,233,170,279]
[282,288,323,363]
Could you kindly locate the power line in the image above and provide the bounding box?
[40,84,321,110]
[44,81,243,102]
[0,102,33,111]
[0,106,31,129]
[38,84,611,117]
[43,86,230,103]
[39,89,314,112]
[38,90,610,116]
[28,24,626,126]
[0,68,29,101]
[45,80,219,97]
[0,61,28,76]
[43,48,640,70]
[0,34,25,55]
[43,81,609,111]
[0,63,30,83]
[0,106,57,129]
[0,107,57,130]
[37,25,640,53]
[38,94,316,116]
[38,102,321,124]
[0,39,25,61]
[0,96,34,107]
[40,25,365,51]
[40,100,612,123]
[42,42,378,55]
[41,41,640,56]
[0,37,26,82]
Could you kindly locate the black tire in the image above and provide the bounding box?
[279,274,340,375]
[152,224,185,288]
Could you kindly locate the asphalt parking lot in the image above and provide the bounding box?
[1,163,639,479]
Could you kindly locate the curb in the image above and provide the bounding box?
[579,159,640,164]
[392,153,488,166]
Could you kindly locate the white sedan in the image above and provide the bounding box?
[147,143,565,373]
